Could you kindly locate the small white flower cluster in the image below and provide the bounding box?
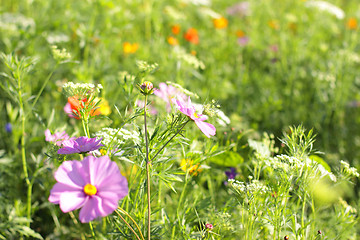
[173,47,205,70]
[95,127,140,147]
[46,33,70,44]
[51,45,71,62]
[228,179,268,196]
[0,13,36,34]
[63,82,102,97]
[136,60,159,73]
[268,154,337,182]
[164,6,187,20]
[340,160,360,178]
[305,1,345,20]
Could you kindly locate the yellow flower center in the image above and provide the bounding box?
[193,112,199,118]
[83,184,97,196]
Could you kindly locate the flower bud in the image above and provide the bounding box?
[139,81,154,95]
[205,223,213,230]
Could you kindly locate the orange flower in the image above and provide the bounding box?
[347,18,357,30]
[236,30,245,38]
[123,42,139,54]
[66,97,110,119]
[167,36,179,46]
[184,28,199,44]
[171,25,181,35]
[268,20,279,30]
[190,50,197,56]
[213,16,228,29]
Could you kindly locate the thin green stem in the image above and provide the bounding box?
[144,95,151,240]
[18,72,31,226]
[27,68,55,117]
[118,207,145,240]
[69,211,86,240]
[301,192,307,236]
[115,210,142,240]
[176,172,189,219]
[151,119,190,162]
[89,222,95,238]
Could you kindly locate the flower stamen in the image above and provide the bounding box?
[83,184,97,196]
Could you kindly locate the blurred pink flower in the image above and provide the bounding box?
[154,83,187,112]
[58,136,104,154]
[237,36,249,46]
[227,2,250,17]
[136,100,158,115]
[45,129,74,146]
[48,155,128,223]
[172,97,216,138]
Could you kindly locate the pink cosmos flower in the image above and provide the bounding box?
[45,129,74,146]
[154,83,187,112]
[172,97,216,138]
[58,136,104,154]
[48,155,128,223]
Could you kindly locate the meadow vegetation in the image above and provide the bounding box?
[0,0,359,239]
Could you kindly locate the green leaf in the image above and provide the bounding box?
[309,155,331,172]
[18,226,43,239]
[208,151,243,167]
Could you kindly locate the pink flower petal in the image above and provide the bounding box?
[48,182,81,204]
[78,195,118,223]
[195,120,216,138]
[59,191,87,213]
[54,160,85,188]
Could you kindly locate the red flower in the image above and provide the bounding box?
[184,28,199,44]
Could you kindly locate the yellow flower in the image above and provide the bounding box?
[213,16,228,29]
[167,36,179,46]
[97,99,111,115]
[123,42,139,54]
[347,18,357,30]
[180,159,202,176]
[268,20,280,30]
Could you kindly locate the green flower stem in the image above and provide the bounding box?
[176,172,189,219]
[150,119,190,162]
[89,222,95,238]
[81,116,90,138]
[27,67,56,118]
[115,210,142,240]
[117,207,145,240]
[17,70,31,227]
[144,95,151,240]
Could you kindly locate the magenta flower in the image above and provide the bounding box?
[58,136,104,154]
[45,129,74,146]
[172,97,216,138]
[154,82,187,112]
[237,36,249,47]
[48,155,128,223]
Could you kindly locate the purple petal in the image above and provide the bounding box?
[59,191,87,213]
[195,120,216,138]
